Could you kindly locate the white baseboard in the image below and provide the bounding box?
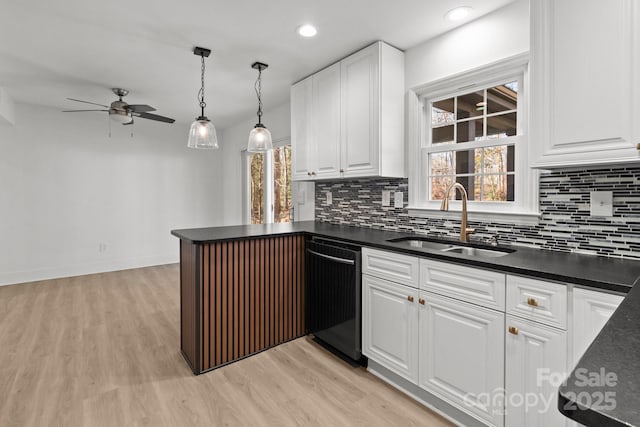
[0,254,178,286]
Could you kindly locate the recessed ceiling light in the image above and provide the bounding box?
[296,24,318,38]
[445,6,472,22]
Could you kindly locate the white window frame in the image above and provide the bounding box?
[242,137,292,225]
[407,53,539,224]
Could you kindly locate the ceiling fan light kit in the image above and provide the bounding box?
[247,61,272,153]
[187,46,219,149]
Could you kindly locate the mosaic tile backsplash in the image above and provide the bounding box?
[314,167,640,260]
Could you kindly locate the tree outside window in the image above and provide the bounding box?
[249,145,292,224]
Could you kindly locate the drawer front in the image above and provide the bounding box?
[506,275,567,329]
[362,247,419,288]
[420,259,506,311]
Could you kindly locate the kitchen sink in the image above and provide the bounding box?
[386,237,455,250]
[386,236,514,258]
[441,246,512,258]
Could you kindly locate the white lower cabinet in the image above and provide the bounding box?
[419,291,505,427]
[505,315,567,427]
[572,287,623,366]
[362,274,419,383]
[361,250,626,427]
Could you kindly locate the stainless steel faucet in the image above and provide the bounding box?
[440,182,476,243]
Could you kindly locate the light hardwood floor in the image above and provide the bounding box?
[0,265,453,427]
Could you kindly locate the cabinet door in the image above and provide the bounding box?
[530,0,640,168]
[505,315,567,427]
[312,63,341,179]
[362,274,419,383]
[291,76,313,180]
[419,292,505,427]
[572,288,623,366]
[340,43,379,177]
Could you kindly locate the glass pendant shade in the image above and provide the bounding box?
[247,124,273,152]
[188,117,219,149]
[188,47,218,149]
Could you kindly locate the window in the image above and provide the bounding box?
[409,55,538,218]
[428,81,517,202]
[246,144,293,224]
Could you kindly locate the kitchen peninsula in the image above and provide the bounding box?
[172,221,640,426]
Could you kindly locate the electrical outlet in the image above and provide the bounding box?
[590,191,613,217]
[382,191,391,207]
[394,191,404,208]
[325,191,332,205]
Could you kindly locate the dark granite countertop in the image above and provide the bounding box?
[172,221,640,426]
[172,221,640,292]
[558,277,640,427]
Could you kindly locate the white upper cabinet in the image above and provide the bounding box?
[312,63,342,179]
[530,0,640,168]
[291,76,313,180]
[291,64,341,180]
[291,41,405,181]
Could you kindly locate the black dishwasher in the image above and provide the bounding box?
[305,237,363,362]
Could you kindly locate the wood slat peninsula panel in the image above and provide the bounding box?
[179,240,198,372]
[179,235,306,374]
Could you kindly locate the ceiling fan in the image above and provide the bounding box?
[63,88,175,125]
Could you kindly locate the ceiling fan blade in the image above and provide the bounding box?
[135,112,175,123]
[62,109,109,112]
[126,104,156,113]
[67,98,110,108]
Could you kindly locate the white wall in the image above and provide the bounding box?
[0,103,223,285]
[220,101,314,225]
[405,0,529,89]
[0,88,15,125]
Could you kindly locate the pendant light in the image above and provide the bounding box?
[247,62,273,152]
[187,46,219,149]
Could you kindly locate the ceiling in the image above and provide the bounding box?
[0,0,515,130]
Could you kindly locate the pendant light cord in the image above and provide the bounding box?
[198,55,206,117]
[255,68,263,124]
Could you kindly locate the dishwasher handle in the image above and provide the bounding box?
[307,249,355,265]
